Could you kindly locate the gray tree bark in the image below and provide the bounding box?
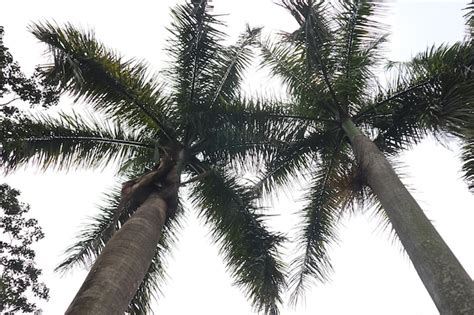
[343,119,474,314]
[65,192,168,314]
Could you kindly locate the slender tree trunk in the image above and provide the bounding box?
[342,119,474,315]
[65,192,168,314]
[65,152,183,314]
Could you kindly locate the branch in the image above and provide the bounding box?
[0,97,20,106]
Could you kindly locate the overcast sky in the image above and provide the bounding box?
[1,0,473,314]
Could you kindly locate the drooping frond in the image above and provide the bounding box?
[0,112,152,172]
[460,133,474,192]
[255,129,338,197]
[55,185,183,314]
[333,0,388,113]
[165,0,225,115]
[359,42,474,155]
[208,26,261,107]
[190,167,286,315]
[29,22,175,137]
[289,139,349,305]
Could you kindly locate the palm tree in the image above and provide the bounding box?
[248,0,474,313]
[0,1,285,314]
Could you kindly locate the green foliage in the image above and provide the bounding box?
[191,168,285,314]
[0,184,49,314]
[253,0,474,301]
[461,136,474,191]
[0,112,154,172]
[0,1,287,312]
[29,22,173,135]
[464,1,474,39]
[0,26,59,117]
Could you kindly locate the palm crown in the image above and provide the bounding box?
[0,1,286,313]
[249,0,474,304]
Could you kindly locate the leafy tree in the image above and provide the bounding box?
[0,24,55,315]
[0,184,49,314]
[248,0,474,313]
[0,1,285,314]
[0,26,59,117]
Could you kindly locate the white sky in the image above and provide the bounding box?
[1,0,473,314]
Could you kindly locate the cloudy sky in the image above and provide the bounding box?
[1,0,473,314]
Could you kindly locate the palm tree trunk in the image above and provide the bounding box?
[65,152,183,314]
[65,191,168,314]
[342,119,474,315]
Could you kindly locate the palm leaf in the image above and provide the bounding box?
[333,0,388,113]
[255,129,337,197]
[192,97,309,170]
[0,112,152,172]
[282,0,341,111]
[288,139,348,305]
[190,167,286,315]
[29,22,175,138]
[464,1,474,39]
[460,133,474,192]
[165,0,225,115]
[359,42,474,155]
[259,38,334,119]
[208,26,261,107]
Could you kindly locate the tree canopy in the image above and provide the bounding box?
[0,184,49,314]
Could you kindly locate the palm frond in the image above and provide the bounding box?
[190,167,286,315]
[259,37,312,96]
[259,38,333,118]
[464,1,474,40]
[284,0,341,110]
[193,97,310,170]
[460,134,474,192]
[0,112,152,172]
[29,22,175,137]
[360,42,474,154]
[165,0,225,115]
[209,26,261,107]
[366,83,433,154]
[333,0,388,113]
[255,129,338,197]
[289,139,348,305]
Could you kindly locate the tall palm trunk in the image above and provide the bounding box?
[66,158,181,314]
[342,119,474,314]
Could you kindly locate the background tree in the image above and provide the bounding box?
[0,184,49,314]
[0,25,59,117]
[0,1,285,314]
[242,0,474,313]
[0,23,55,315]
